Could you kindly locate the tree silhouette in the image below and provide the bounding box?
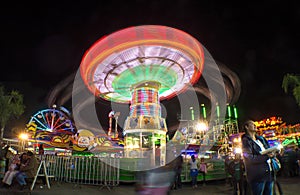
[0,84,25,144]
[282,73,300,106]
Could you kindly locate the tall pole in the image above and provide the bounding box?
[115,116,118,138]
[108,110,115,137]
[201,104,206,119]
[114,112,120,139]
[108,117,112,136]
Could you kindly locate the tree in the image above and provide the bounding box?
[0,84,25,144]
[282,73,300,106]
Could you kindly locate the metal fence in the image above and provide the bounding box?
[38,155,120,189]
[34,154,227,189]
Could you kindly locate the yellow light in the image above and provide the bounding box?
[19,133,29,140]
[196,122,207,131]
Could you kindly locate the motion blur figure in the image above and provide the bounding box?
[173,155,183,190]
[135,165,175,195]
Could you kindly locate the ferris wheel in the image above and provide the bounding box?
[26,105,76,144]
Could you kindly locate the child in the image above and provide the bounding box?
[189,155,198,189]
[199,157,207,186]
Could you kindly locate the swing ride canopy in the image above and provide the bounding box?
[80,25,205,103]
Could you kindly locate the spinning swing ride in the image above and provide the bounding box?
[80,25,205,167]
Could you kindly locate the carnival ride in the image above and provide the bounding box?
[79,25,205,169]
[173,103,240,159]
[21,25,244,181]
[43,22,242,158]
[25,105,119,152]
[26,105,75,148]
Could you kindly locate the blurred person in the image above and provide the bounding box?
[15,151,38,190]
[38,144,44,155]
[282,146,297,177]
[0,143,9,176]
[288,147,297,177]
[189,154,198,189]
[297,147,300,177]
[173,155,183,190]
[294,147,299,176]
[17,152,28,167]
[272,150,283,195]
[225,155,234,186]
[242,120,275,195]
[135,165,175,195]
[273,178,283,195]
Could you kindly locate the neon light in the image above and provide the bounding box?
[227,105,231,118]
[80,25,205,103]
[282,137,300,147]
[201,104,206,119]
[112,65,177,101]
[216,105,220,118]
[28,108,76,141]
[52,117,61,130]
[32,116,48,130]
[233,106,238,119]
[51,110,55,130]
[54,120,70,130]
[282,138,296,146]
[190,107,194,120]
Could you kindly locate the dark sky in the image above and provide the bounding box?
[1,0,300,135]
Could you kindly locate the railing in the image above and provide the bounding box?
[37,155,120,190]
[34,154,227,190]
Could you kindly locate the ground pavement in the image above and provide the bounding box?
[1,176,300,195]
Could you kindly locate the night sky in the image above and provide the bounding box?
[1,0,300,136]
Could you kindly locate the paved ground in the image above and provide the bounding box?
[1,176,300,195]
